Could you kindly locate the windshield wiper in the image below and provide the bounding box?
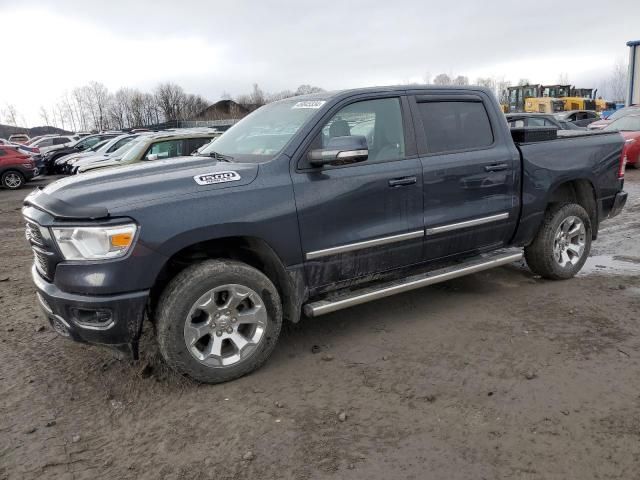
[205,151,234,162]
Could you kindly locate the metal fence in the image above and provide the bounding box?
[143,119,240,131]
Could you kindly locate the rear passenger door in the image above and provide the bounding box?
[409,92,520,261]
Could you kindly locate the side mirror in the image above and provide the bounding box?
[308,135,368,167]
[145,153,159,161]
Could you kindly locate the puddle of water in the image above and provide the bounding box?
[579,255,640,276]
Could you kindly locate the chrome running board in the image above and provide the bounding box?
[303,250,523,317]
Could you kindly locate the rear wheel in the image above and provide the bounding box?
[1,170,24,189]
[156,259,282,383]
[524,203,591,279]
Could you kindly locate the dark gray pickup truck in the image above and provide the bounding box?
[23,86,628,383]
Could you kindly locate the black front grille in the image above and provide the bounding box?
[24,220,57,281]
[25,222,44,246]
[32,247,53,281]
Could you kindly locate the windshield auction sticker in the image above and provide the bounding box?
[292,101,326,109]
[194,171,241,185]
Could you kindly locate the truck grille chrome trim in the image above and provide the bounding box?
[304,250,523,317]
[305,230,424,260]
[426,212,509,235]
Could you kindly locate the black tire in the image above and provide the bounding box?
[524,203,592,280]
[1,170,25,190]
[156,259,282,383]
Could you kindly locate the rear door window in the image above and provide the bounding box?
[415,100,494,154]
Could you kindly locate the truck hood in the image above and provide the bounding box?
[26,156,259,219]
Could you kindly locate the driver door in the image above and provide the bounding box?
[291,96,424,290]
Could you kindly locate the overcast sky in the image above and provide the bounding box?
[1,0,639,127]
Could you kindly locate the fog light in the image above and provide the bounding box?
[52,317,71,337]
[70,307,113,329]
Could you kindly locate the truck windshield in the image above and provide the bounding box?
[200,99,324,163]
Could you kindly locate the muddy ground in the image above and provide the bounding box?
[1,171,639,480]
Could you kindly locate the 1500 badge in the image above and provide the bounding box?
[194,171,242,185]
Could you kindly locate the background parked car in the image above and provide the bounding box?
[31,135,76,153]
[554,110,599,127]
[42,133,120,173]
[505,112,586,130]
[59,134,139,173]
[603,114,640,168]
[8,134,29,144]
[77,132,219,174]
[0,146,37,189]
[589,105,640,130]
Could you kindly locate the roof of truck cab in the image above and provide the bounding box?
[289,85,493,102]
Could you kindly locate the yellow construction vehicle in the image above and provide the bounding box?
[524,97,565,114]
[561,97,596,111]
[543,85,597,111]
[595,98,616,113]
[506,84,564,113]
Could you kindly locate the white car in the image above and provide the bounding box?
[34,135,77,154]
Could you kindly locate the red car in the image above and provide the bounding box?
[0,146,37,189]
[604,114,640,168]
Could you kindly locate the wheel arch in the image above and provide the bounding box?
[149,235,305,325]
[545,178,598,239]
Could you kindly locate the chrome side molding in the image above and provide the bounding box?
[426,213,509,235]
[304,250,523,317]
[305,230,424,260]
[305,212,510,260]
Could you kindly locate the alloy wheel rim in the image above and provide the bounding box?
[183,284,267,367]
[553,216,586,267]
[5,173,21,188]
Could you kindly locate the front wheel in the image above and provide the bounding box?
[1,170,25,189]
[524,203,592,280]
[156,259,282,383]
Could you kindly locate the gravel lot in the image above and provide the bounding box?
[1,171,639,480]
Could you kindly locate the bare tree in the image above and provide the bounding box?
[295,84,324,96]
[155,82,186,123]
[3,104,19,126]
[72,87,89,131]
[558,72,570,85]
[236,83,267,108]
[433,73,452,85]
[61,91,78,131]
[39,106,51,126]
[517,78,531,86]
[452,75,469,86]
[109,88,130,129]
[86,81,111,130]
[608,59,628,102]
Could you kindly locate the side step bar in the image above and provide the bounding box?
[304,250,523,317]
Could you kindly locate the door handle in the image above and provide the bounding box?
[484,163,508,172]
[388,176,417,187]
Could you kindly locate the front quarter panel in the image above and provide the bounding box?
[110,156,302,285]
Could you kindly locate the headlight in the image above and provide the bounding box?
[51,224,137,260]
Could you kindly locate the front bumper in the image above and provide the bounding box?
[608,191,628,219]
[32,266,148,356]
